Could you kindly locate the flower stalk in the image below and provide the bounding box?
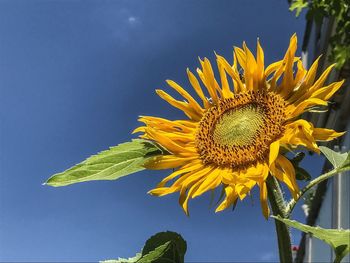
[266,176,293,263]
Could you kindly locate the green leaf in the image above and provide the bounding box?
[290,0,308,17]
[45,139,163,187]
[137,241,175,263]
[319,146,349,170]
[141,231,187,263]
[102,231,187,263]
[100,254,141,263]
[272,216,350,263]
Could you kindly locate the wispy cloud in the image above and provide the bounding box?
[92,7,141,43]
[128,16,138,24]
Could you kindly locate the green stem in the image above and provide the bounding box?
[286,167,349,216]
[266,176,293,263]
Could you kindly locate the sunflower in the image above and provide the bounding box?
[133,34,345,218]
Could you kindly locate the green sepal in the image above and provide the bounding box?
[291,152,306,165]
[45,139,164,187]
[289,152,311,181]
[295,166,311,181]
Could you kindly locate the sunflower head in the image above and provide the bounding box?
[134,34,345,218]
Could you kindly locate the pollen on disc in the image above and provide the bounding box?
[212,104,265,147]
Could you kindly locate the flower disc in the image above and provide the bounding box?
[196,91,286,167]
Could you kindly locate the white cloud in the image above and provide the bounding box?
[92,7,141,43]
[128,16,137,24]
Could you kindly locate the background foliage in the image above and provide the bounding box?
[290,0,350,68]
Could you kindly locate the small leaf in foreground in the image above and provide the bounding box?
[141,231,187,263]
[319,146,349,170]
[100,254,141,263]
[45,139,163,187]
[101,231,187,263]
[272,215,350,263]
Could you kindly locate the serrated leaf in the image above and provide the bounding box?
[272,216,350,263]
[319,146,349,170]
[137,241,174,263]
[45,139,163,187]
[141,231,187,263]
[100,254,141,263]
[102,231,187,263]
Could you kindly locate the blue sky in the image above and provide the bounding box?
[0,1,325,262]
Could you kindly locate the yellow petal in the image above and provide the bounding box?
[145,128,195,155]
[279,34,297,98]
[173,165,214,188]
[155,164,201,187]
[156,89,202,120]
[187,68,211,108]
[216,54,244,93]
[166,79,204,113]
[196,68,217,103]
[276,155,299,199]
[259,181,269,219]
[221,168,236,184]
[243,42,257,91]
[138,116,196,134]
[132,126,146,134]
[308,63,336,94]
[282,120,320,152]
[217,58,234,99]
[313,128,346,141]
[197,58,221,103]
[287,98,327,118]
[270,34,297,92]
[181,178,205,215]
[215,185,238,212]
[265,60,284,78]
[192,168,222,198]
[243,162,268,181]
[256,39,265,88]
[270,162,296,196]
[265,57,300,79]
[145,155,198,171]
[237,180,256,200]
[148,186,180,196]
[269,140,280,166]
[304,55,321,89]
[310,80,344,101]
[234,46,246,69]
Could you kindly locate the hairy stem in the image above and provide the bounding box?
[266,176,292,263]
[286,167,349,216]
